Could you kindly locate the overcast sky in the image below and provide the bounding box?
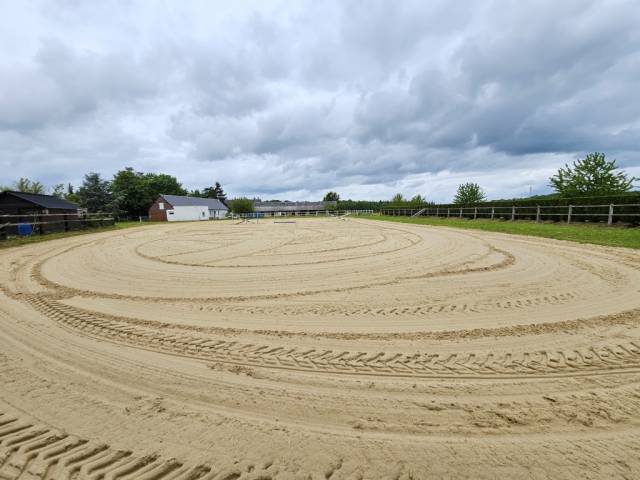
[1,0,639,201]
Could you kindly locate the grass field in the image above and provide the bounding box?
[0,221,148,250]
[366,214,640,249]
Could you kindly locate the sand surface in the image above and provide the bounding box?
[1,217,639,479]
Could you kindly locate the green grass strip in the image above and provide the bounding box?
[364,215,640,249]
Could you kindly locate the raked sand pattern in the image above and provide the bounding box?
[1,218,639,479]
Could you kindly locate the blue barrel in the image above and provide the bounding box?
[17,223,33,236]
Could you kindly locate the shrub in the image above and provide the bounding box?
[228,197,254,214]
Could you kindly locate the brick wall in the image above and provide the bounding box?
[148,197,172,221]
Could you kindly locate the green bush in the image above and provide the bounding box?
[228,197,254,214]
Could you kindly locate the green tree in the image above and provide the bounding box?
[112,168,188,217]
[323,191,340,202]
[228,197,254,214]
[13,178,46,194]
[391,193,405,204]
[144,173,187,198]
[549,152,637,196]
[65,183,81,205]
[453,183,486,205]
[410,194,426,204]
[111,168,148,217]
[203,182,226,200]
[50,183,65,198]
[77,173,116,213]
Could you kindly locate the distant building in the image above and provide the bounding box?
[254,201,337,213]
[0,191,79,215]
[149,194,228,222]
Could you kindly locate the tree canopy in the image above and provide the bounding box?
[323,191,340,202]
[391,193,405,203]
[77,173,116,213]
[111,167,187,217]
[228,197,254,214]
[549,152,637,196]
[145,173,188,199]
[389,193,429,205]
[111,168,149,217]
[7,178,46,194]
[50,184,65,199]
[203,182,226,200]
[453,183,486,205]
[64,183,81,204]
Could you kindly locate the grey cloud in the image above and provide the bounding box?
[0,39,156,131]
[1,0,639,201]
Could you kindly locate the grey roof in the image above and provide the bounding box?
[161,194,228,210]
[254,201,332,212]
[1,191,79,210]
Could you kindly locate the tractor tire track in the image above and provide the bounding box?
[0,409,277,480]
[23,295,640,379]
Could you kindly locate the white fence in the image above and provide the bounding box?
[238,209,374,219]
[382,204,640,225]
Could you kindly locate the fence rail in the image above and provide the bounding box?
[239,209,374,219]
[0,212,115,240]
[381,203,640,225]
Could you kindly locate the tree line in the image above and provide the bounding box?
[378,152,637,206]
[2,152,636,215]
[1,168,229,218]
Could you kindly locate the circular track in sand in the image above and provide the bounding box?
[1,218,639,479]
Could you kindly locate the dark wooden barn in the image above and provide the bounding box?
[0,191,81,238]
[0,191,79,215]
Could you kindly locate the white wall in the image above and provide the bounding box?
[209,209,227,219]
[166,206,209,222]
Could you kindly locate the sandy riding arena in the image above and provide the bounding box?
[1,218,640,479]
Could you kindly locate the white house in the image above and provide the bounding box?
[149,195,229,222]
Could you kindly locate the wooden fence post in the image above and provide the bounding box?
[567,205,573,224]
[511,206,515,221]
[608,204,614,225]
[536,206,541,223]
[447,208,450,217]
[473,207,477,219]
[459,208,463,218]
[491,207,495,220]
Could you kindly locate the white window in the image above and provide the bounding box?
[158,202,165,210]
